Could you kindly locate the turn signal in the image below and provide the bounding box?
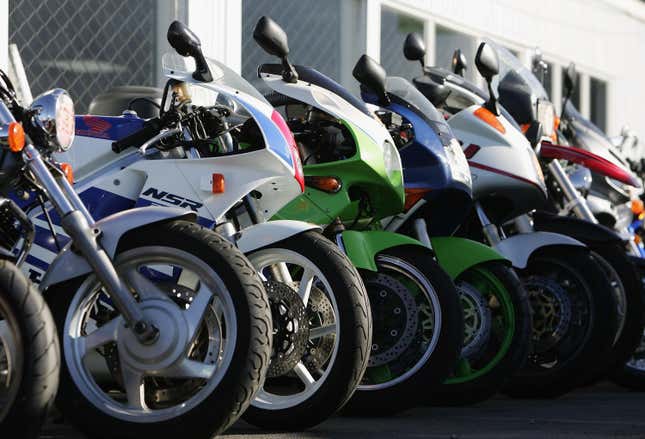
[60,163,74,184]
[635,234,642,245]
[632,199,644,214]
[305,176,342,193]
[404,187,431,211]
[8,122,25,152]
[212,173,225,193]
[474,107,505,134]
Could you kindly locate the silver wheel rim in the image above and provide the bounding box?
[247,248,340,410]
[359,255,442,391]
[63,246,237,423]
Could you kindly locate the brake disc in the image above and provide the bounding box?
[458,281,492,359]
[364,273,419,367]
[524,276,573,354]
[265,281,309,378]
[303,285,335,371]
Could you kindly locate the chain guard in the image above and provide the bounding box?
[265,281,309,378]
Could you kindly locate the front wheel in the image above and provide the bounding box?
[46,221,272,439]
[242,231,371,431]
[344,245,463,416]
[429,262,532,405]
[504,246,617,398]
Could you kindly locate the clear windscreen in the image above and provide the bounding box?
[162,53,269,104]
[385,77,445,124]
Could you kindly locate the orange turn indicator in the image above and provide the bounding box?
[632,199,644,215]
[8,122,25,152]
[212,173,225,193]
[474,107,505,134]
[60,163,74,184]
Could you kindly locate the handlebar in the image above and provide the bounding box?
[111,118,164,153]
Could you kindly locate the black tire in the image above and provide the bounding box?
[45,221,272,439]
[504,246,617,398]
[588,247,645,383]
[429,262,531,405]
[0,260,59,439]
[343,245,463,416]
[243,231,371,431]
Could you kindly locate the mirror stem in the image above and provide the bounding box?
[484,81,499,116]
[281,56,298,83]
[192,52,213,82]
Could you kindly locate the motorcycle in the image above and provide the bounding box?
[46,21,371,431]
[0,49,274,439]
[256,16,464,414]
[354,55,532,405]
[403,34,620,397]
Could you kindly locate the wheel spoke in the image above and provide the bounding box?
[273,262,293,284]
[78,316,122,357]
[309,323,336,340]
[122,267,169,302]
[158,358,216,380]
[184,283,213,341]
[121,365,147,410]
[293,361,315,389]
[298,269,315,306]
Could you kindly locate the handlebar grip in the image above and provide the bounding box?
[111,118,162,153]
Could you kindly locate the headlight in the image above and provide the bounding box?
[382,139,402,178]
[29,88,75,152]
[536,99,555,138]
[445,138,472,187]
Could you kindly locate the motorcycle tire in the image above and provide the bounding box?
[242,231,371,431]
[0,260,59,439]
[46,221,272,439]
[504,246,617,398]
[343,245,463,416]
[429,262,531,405]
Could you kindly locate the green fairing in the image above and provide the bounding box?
[340,230,423,271]
[430,237,508,280]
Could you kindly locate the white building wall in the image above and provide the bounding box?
[374,0,645,138]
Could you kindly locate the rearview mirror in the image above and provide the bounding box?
[253,16,298,82]
[475,42,499,82]
[167,21,212,82]
[353,54,389,105]
[451,49,467,77]
[403,33,426,68]
[564,63,577,95]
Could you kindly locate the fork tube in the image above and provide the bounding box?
[56,171,94,224]
[547,160,598,223]
[23,145,155,342]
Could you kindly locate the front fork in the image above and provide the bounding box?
[547,159,598,222]
[23,144,158,343]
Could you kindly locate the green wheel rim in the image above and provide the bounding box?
[445,265,515,384]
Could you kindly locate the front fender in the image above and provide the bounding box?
[340,230,423,271]
[41,206,196,290]
[493,231,585,269]
[532,210,625,245]
[236,220,322,253]
[431,237,508,280]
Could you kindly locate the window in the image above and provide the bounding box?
[435,25,479,84]
[590,77,607,132]
[380,8,424,79]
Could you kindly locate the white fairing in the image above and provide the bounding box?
[235,220,321,253]
[493,231,584,269]
[448,104,546,201]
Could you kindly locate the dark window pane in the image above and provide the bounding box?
[9,0,158,112]
[380,8,424,79]
[590,77,607,132]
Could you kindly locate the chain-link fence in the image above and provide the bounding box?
[241,0,343,93]
[9,0,159,112]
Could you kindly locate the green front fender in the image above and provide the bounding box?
[430,237,508,280]
[341,230,424,271]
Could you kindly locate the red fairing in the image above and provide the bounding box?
[540,142,641,188]
[271,110,305,192]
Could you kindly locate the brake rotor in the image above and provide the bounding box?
[364,273,419,367]
[524,276,573,354]
[303,285,335,371]
[458,281,492,359]
[265,281,309,378]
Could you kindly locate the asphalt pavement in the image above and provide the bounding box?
[41,383,645,439]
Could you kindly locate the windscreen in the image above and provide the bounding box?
[385,77,445,124]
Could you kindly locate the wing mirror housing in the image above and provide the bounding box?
[167,21,212,83]
[525,120,544,148]
[475,42,500,116]
[563,63,577,98]
[253,16,298,83]
[353,54,389,105]
[451,49,468,77]
[403,32,426,69]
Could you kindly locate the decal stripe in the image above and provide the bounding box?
[468,160,545,193]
